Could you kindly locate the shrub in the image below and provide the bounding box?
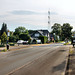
[64,42,69,45]
[32,39,37,44]
[28,38,31,44]
[1,48,7,52]
[38,36,48,44]
[0,45,5,47]
[9,43,15,46]
[9,35,16,42]
[0,39,1,43]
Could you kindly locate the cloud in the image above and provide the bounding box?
[0,15,8,18]
[10,10,40,15]
[10,10,58,15]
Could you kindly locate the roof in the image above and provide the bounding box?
[30,30,49,37]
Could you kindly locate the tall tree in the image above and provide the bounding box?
[1,23,7,35]
[1,32,7,45]
[61,23,73,40]
[51,23,61,36]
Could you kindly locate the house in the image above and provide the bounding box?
[29,30,50,42]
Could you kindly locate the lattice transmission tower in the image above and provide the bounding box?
[48,10,51,32]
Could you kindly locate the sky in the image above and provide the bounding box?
[0,0,75,32]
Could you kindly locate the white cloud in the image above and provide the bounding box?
[0,0,75,31]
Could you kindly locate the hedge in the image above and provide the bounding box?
[38,36,48,44]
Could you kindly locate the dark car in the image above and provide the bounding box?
[71,37,75,47]
[23,41,28,44]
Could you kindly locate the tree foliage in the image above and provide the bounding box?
[14,26,28,35]
[51,23,61,36]
[1,23,7,35]
[1,32,7,45]
[61,23,73,40]
[9,35,16,42]
[19,33,30,41]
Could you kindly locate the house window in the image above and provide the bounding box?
[35,33,39,37]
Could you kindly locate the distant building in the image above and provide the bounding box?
[29,30,50,41]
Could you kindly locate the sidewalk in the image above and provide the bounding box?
[0,43,48,52]
[0,43,53,52]
[66,47,75,75]
[0,44,30,52]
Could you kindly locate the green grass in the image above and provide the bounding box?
[64,42,69,45]
[1,48,7,52]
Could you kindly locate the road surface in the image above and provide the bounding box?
[0,43,69,75]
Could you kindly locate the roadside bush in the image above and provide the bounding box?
[38,36,48,44]
[0,39,1,43]
[1,48,7,52]
[55,36,59,42]
[9,35,16,42]
[64,42,69,45]
[9,43,15,46]
[32,39,37,44]
[28,38,31,44]
[0,45,5,47]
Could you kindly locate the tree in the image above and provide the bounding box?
[9,35,16,42]
[1,23,7,35]
[61,23,73,40]
[19,33,30,41]
[14,26,28,35]
[1,32,7,45]
[51,23,61,36]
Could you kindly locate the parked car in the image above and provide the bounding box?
[36,40,41,44]
[17,40,24,44]
[23,41,28,44]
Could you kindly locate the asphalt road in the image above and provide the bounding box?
[0,43,69,75]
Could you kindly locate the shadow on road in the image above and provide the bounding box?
[51,61,66,73]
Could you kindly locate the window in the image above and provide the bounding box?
[35,33,39,37]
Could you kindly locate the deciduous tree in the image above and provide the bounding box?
[51,23,61,36]
[61,23,73,40]
[1,32,7,45]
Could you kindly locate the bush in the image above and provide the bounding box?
[38,36,48,44]
[0,39,1,43]
[9,35,16,42]
[1,48,7,52]
[32,39,37,44]
[28,38,31,44]
[64,42,69,45]
[0,45,5,47]
[9,43,15,46]
[55,36,59,42]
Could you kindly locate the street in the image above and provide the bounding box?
[0,43,69,75]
